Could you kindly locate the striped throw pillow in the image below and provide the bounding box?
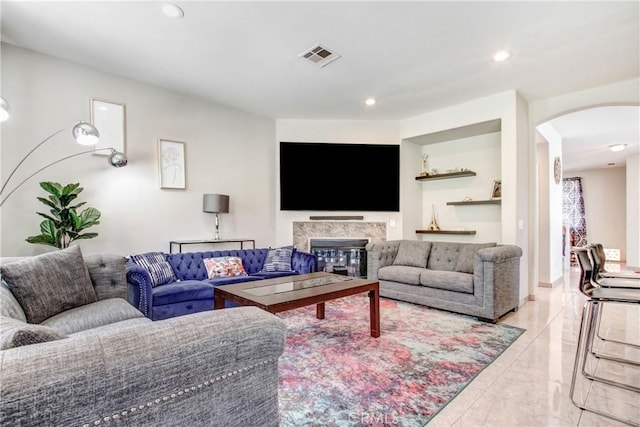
[130,252,177,287]
[261,247,294,272]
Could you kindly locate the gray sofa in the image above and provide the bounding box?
[366,240,522,321]
[0,247,286,426]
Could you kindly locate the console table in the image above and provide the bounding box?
[169,239,256,253]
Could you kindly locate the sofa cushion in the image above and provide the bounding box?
[203,256,248,278]
[262,247,294,272]
[152,280,214,306]
[0,246,98,324]
[41,298,145,335]
[419,270,474,293]
[0,316,67,349]
[454,243,497,274]
[427,243,461,272]
[130,252,177,287]
[378,265,423,285]
[0,282,27,322]
[393,241,431,268]
[206,276,262,286]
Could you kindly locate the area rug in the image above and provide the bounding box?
[277,295,524,426]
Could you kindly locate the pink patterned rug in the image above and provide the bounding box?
[277,295,524,426]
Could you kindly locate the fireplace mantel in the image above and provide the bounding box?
[292,221,386,252]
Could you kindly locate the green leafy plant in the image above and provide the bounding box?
[26,182,101,249]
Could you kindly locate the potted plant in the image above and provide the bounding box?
[26,182,101,249]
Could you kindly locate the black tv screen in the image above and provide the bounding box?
[280,142,400,211]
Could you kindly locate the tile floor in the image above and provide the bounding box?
[428,264,640,427]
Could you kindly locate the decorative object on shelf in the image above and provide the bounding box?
[90,98,126,156]
[463,196,473,201]
[553,156,562,184]
[491,180,502,199]
[25,182,101,249]
[0,96,10,122]
[427,204,440,231]
[203,194,230,240]
[158,139,186,189]
[0,119,127,207]
[421,154,430,176]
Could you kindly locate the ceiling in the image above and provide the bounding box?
[1,1,639,169]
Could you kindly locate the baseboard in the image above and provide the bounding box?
[538,276,564,288]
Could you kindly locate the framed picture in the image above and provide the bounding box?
[491,180,502,199]
[90,98,125,156]
[158,139,186,189]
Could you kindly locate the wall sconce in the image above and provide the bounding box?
[203,194,229,240]
[0,109,128,206]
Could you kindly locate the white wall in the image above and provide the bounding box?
[627,154,640,267]
[536,124,564,286]
[0,44,276,256]
[274,120,403,246]
[564,167,627,261]
[417,132,502,243]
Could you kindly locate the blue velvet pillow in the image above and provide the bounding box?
[130,252,177,287]
[261,247,294,272]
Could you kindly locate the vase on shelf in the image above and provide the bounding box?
[427,204,440,231]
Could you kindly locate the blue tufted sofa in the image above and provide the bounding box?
[126,248,317,320]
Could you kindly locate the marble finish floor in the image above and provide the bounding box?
[428,266,640,426]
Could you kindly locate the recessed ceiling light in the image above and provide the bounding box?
[365,98,376,106]
[161,3,184,19]
[493,50,511,62]
[609,144,627,152]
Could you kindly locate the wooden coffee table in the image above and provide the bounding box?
[213,272,380,338]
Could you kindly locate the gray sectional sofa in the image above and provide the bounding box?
[0,247,285,426]
[366,240,522,321]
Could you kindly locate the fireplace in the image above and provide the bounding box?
[310,238,368,278]
[292,221,386,279]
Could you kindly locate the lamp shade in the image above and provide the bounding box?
[0,97,10,122]
[72,121,100,146]
[203,194,229,213]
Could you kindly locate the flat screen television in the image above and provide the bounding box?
[279,141,400,211]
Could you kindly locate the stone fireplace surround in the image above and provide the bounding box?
[292,221,387,252]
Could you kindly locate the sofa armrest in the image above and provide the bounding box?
[0,307,286,426]
[365,240,400,280]
[473,245,523,320]
[126,261,153,318]
[85,254,127,300]
[476,245,523,263]
[292,250,317,274]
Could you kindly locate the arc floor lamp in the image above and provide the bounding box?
[0,97,128,207]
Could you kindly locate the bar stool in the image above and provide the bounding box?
[591,243,640,281]
[570,247,640,426]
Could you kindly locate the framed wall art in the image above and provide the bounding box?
[158,139,186,189]
[90,98,126,156]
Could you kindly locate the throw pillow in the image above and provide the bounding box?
[0,246,98,324]
[262,247,294,272]
[129,252,177,287]
[203,257,248,278]
[454,243,498,274]
[0,316,67,350]
[393,241,431,268]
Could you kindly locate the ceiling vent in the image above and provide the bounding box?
[299,44,341,68]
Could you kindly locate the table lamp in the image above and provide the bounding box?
[203,194,229,240]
